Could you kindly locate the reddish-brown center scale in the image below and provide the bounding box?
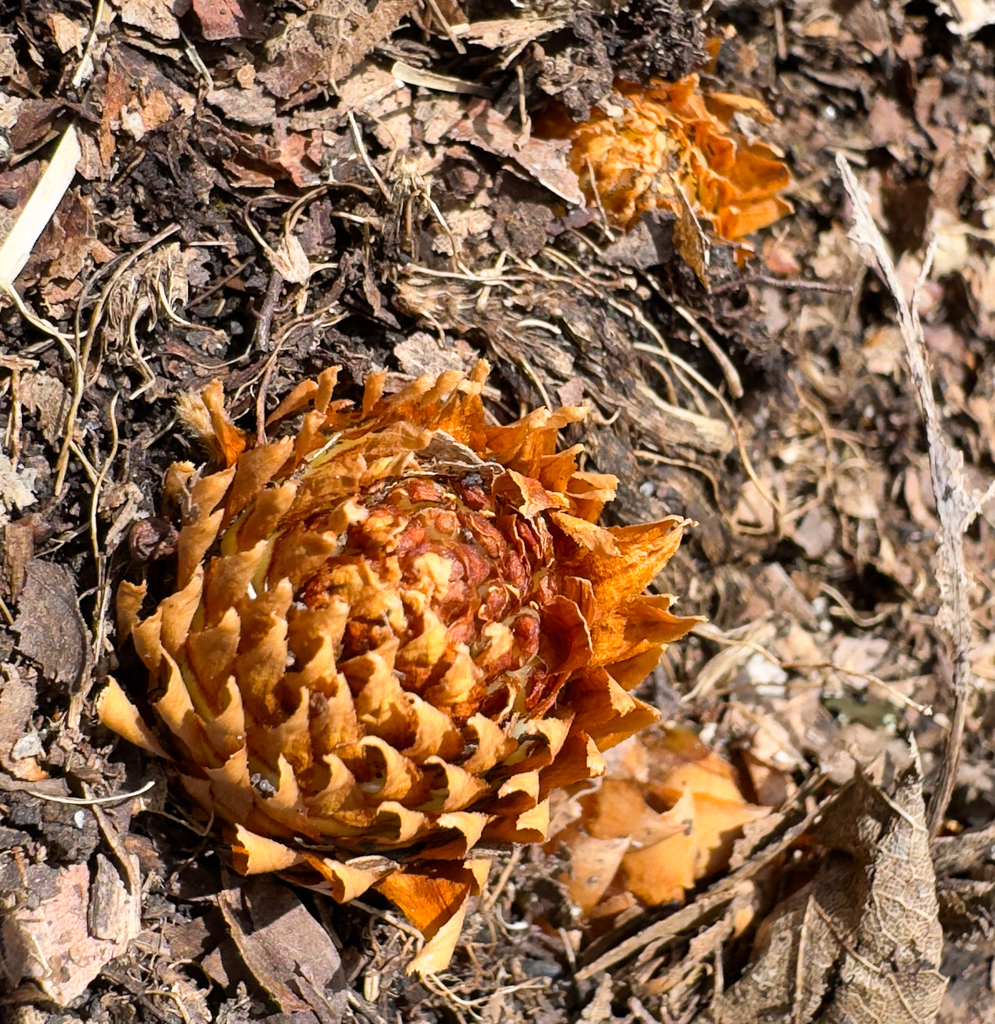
[298,475,563,726]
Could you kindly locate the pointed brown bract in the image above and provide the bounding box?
[100,362,699,973]
[541,74,793,241]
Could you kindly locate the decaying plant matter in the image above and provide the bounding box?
[99,363,698,973]
[544,74,792,239]
[549,727,768,919]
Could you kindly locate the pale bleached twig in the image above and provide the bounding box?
[837,154,992,837]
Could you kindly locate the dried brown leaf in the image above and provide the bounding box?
[217,878,345,1020]
[1,860,140,1005]
[13,560,90,687]
[711,764,945,1024]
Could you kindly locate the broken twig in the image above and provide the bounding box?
[837,154,993,837]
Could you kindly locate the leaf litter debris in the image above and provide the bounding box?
[0,1,993,1023]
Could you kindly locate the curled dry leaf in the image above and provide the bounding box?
[541,74,793,241]
[99,362,698,974]
[549,728,769,917]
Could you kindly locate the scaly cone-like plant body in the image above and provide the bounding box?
[99,362,698,973]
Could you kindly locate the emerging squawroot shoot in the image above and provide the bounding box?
[100,362,698,972]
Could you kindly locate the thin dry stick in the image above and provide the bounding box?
[837,154,994,837]
[252,270,285,445]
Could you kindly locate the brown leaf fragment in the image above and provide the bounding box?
[459,17,568,49]
[19,372,69,446]
[191,0,264,40]
[256,41,326,100]
[117,0,191,41]
[13,560,90,687]
[711,763,946,1024]
[0,860,140,1005]
[217,878,346,1020]
[0,32,15,77]
[262,0,417,97]
[46,13,88,53]
[207,85,277,127]
[451,105,584,205]
[11,100,63,151]
[0,663,46,781]
[4,516,34,602]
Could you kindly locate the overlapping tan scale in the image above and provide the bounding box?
[116,580,147,641]
[298,851,393,904]
[185,607,241,697]
[523,716,573,763]
[291,409,332,467]
[346,648,416,748]
[265,754,306,815]
[159,567,204,657]
[199,675,245,758]
[285,600,349,682]
[351,736,426,804]
[379,859,490,976]
[475,622,514,672]
[568,670,659,750]
[550,511,620,555]
[235,480,298,548]
[311,366,340,415]
[538,728,606,793]
[592,593,699,668]
[425,648,479,707]
[537,445,587,495]
[152,652,216,765]
[232,824,306,875]
[201,744,254,823]
[605,646,666,691]
[201,542,268,627]
[396,609,448,671]
[429,812,490,859]
[266,377,320,425]
[306,685,359,757]
[130,606,165,673]
[252,684,312,773]
[401,693,463,763]
[266,526,341,591]
[485,795,550,843]
[229,620,292,723]
[460,713,517,774]
[566,470,618,522]
[421,757,490,813]
[162,460,196,503]
[287,457,369,521]
[189,465,237,517]
[408,552,454,602]
[364,801,427,845]
[223,437,294,525]
[538,595,593,676]
[237,578,294,646]
[96,678,168,757]
[336,565,405,628]
[488,771,541,820]
[493,468,568,518]
[177,507,226,589]
[302,754,358,818]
